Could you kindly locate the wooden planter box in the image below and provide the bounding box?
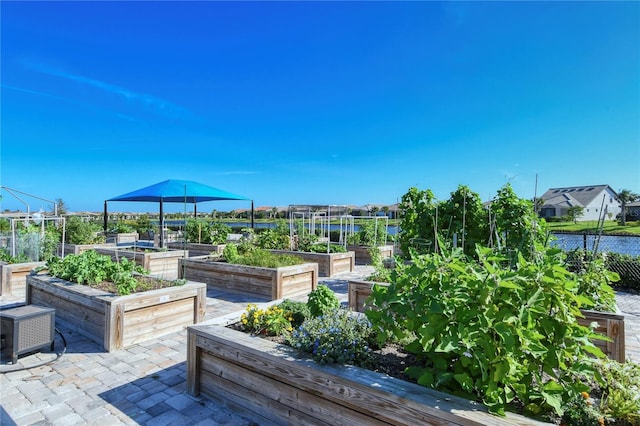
[269,250,354,277]
[349,281,627,363]
[179,258,317,300]
[57,242,116,257]
[26,274,206,352]
[0,261,46,297]
[187,323,550,426]
[347,244,394,265]
[166,242,226,257]
[578,310,626,363]
[94,246,188,280]
[106,232,139,244]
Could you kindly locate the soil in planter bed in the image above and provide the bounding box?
[89,276,183,295]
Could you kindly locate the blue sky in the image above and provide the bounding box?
[1,1,638,214]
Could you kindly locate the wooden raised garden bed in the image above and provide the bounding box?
[347,244,394,265]
[0,261,46,297]
[26,273,206,352]
[187,323,550,426]
[57,242,116,257]
[106,232,139,244]
[269,249,354,277]
[94,246,188,280]
[166,242,226,257]
[349,280,627,363]
[577,310,626,363]
[179,257,317,300]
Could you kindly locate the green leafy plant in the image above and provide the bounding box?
[0,249,31,264]
[185,219,230,244]
[366,246,607,417]
[347,220,388,247]
[222,244,304,268]
[108,222,135,233]
[46,250,148,296]
[288,309,374,366]
[595,360,640,423]
[306,284,340,317]
[277,299,310,329]
[65,216,104,244]
[560,392,605,426]
[254,221,290,249]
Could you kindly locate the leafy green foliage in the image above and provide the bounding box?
[560,393,605,426]
[288,309,374,366]
[306,284,340,317]
[108,222,135,233]
[347,220,389,246]
[438,185,488,255]
[65,216,104,244]
[489,184,548,260]
[222,243,304,268]
[0,249,31,264]
[255,221,290,249]
[46,250,148,295]
[595,360,640,422]
[397,184,548,260]
[366,246,606,417]
[134,214,153,234]
[185,219,230,244]
[277,299,310,329]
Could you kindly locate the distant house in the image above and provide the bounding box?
[626,201,640,221]
[539,185,620,221]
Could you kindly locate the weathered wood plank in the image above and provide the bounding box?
[200,355,372,426]
[180,259,317,300]
[27,274,205,351]
[578,310,625,363]
[0,261,45,296]
[269,250,355,277]
[189,325,549,426]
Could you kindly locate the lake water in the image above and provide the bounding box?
[160,220,638,256]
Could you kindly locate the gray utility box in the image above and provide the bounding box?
[1,305,55,364]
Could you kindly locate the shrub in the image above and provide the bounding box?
[288,309,374,366]
[306,284,340,317]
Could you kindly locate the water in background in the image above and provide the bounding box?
[159,220,638,256]
[550,233,640,256]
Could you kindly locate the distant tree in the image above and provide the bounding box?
[371,206,380,216]
[271,207,278,219]
[618,189,640,225]
[210,209,217,219]
[382,206,390,218]
[55,198,68,215]
[566,206,584,223]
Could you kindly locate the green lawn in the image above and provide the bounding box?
[546,220,640,235]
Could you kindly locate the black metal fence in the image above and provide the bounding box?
[558,233,640,291]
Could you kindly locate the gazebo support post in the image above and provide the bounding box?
[103,201,108,234]
[159,199,164,248]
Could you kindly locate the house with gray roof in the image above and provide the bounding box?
[539,184,620,221]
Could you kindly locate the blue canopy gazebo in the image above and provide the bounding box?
[104,179,252,247]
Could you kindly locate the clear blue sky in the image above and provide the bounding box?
[1,1,639,214]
